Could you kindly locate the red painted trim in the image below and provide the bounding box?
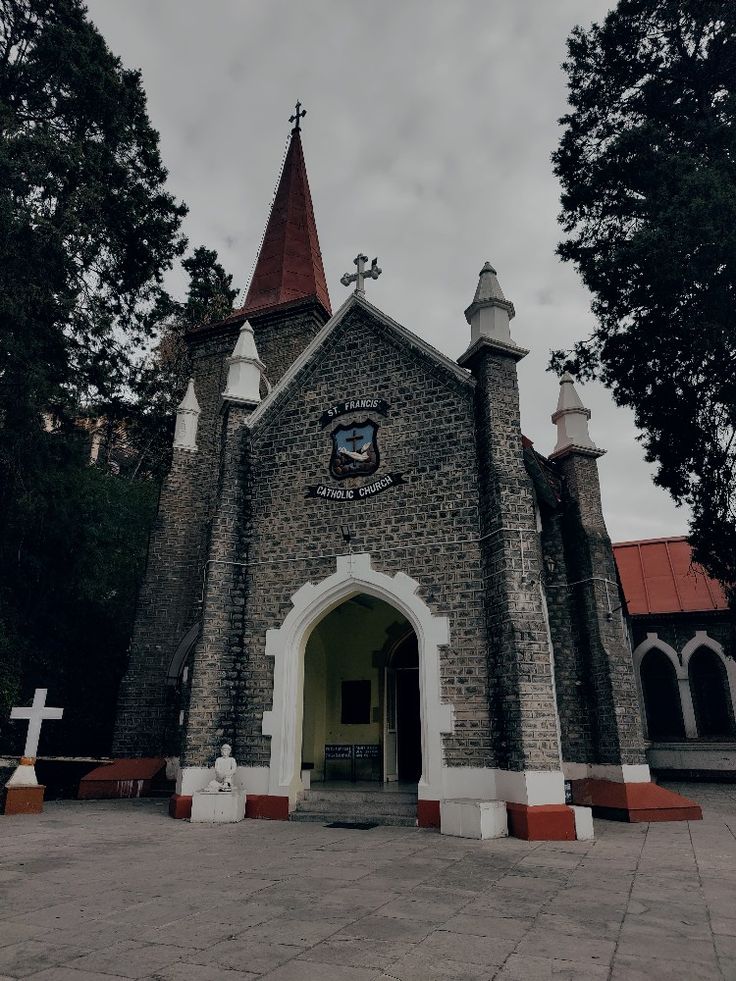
[246,794,290,820]
[4,785,45,815]
[570,778,702,822]
[507,803,576,841]
[78,779,153,800]
[169,794,192,820]
[417,799,440,829]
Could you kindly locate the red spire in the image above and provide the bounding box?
[242,129,331,318]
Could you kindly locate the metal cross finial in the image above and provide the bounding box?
[340,254,382,296]
[289,100,307,132]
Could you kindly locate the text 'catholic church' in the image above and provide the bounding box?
[113,112,702,839]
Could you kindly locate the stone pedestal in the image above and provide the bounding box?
[440,799,508,839]
[190,790,246,823]
[4,785,45,815]
[571,805,594,840]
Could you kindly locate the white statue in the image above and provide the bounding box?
[203,744,237,793]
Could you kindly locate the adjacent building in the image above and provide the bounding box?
[614,537,736,779]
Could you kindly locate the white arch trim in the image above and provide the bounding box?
[261,552,454,805]
[682,631,736,733]
[682,630,728,671]
[633,633,682,678]
[631,633,690,740]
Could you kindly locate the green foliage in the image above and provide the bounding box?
[0,0,187,420]
[0,437,157,754]
[129,246,239,481]
[552,0,736,595]
[0,0,188,752]
[182,246,239,330]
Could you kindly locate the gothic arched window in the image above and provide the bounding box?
[689,648,735,738]
[640,648,685,741]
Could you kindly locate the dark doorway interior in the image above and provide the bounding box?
[690,649,734,737]
[396,668,421,782]
[640,648,685,740]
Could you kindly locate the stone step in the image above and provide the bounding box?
[290,810,417,828]
[302,789,418,806]
[295,798,418,818]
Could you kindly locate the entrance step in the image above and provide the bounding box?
[291,786,418,828]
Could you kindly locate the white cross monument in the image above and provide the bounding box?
[7,688,63,787]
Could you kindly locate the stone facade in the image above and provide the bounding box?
[464,342,562,773]
[212,303,493,773]
[113,124,702,835]
[115,288,650,795]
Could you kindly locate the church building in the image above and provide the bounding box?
[113,111,701,839]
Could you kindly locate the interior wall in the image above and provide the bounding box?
[302,595,409,780]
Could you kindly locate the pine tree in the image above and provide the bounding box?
[552,0,736,595]
[0,0,186,748]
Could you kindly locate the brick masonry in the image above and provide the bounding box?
[184,303,495,769]
[116,295,652,783]
[554,452,647,766]
[465,343,563,772]
[114,303,326,757]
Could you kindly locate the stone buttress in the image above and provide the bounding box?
[546,375,701,822]
[458,264,576,840]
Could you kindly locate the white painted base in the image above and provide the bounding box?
[177,765,268,796]
[190,790,246,823]
[300,769,311,790]
[416,767,566,806]
[6,764,38,788]
[561,762,651,784]
[440,799,508,840]
[572,805,594,841]
[647,742,736,772]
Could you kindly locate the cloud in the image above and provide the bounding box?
[85,0,689,542]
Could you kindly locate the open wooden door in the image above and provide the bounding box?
[383,666,398,781]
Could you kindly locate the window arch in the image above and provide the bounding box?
[688,648,735,738]
[640,647,685,740]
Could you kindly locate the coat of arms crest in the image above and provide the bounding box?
[329,420,380,480]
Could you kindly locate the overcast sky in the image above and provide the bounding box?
[85,0,689,544]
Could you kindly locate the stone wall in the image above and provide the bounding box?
[183,303,496,771]
[250,302,329,387]
[540,506,594,764]
[555,453,647,766]
[630,613,736,660]
[114,324,237,755]
[468,345,563,773]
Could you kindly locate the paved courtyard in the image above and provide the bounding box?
[1,783,735,981]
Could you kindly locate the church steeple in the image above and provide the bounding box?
[242,111,331,319]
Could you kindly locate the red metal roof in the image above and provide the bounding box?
[79,758,167,782]
[613,537,728,615]
[242,130,331,319]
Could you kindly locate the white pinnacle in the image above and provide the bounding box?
[173,378,201,452]
[464,261,516,345]
[551,374,604,458]
[223,321,265,405]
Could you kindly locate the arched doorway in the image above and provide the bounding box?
[301,595,421,785]
[640,648,685,740]
[263,553,452,807]
[689,648,734,737]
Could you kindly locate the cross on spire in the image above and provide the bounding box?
[340,254,382,295]
[10,688,63,760]
[289,100,306,133]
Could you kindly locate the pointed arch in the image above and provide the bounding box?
[632,634,685,741]
[261,552,453,807]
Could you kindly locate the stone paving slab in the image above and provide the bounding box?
[0,782,734,979]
